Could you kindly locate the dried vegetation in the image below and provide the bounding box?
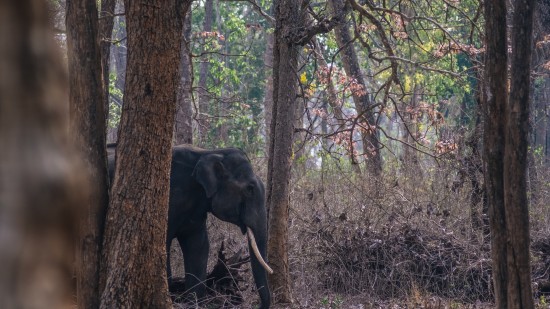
[171,154,550,308]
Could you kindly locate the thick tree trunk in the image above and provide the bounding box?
[175,8,194,145]
[266,0,301,304]
[483,0,509,307]
[198,0,214,145]
[0,0,82,307]
[100,1,188,307]
[504,0,536,307]
[329,0,382,176]
[66,0,109,307]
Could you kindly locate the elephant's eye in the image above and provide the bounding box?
[245,184,255,196]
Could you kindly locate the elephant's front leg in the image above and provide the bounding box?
[178,226,209,299]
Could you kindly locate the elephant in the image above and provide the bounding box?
[107,144,271,308]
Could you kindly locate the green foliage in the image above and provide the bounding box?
[320,295,343,309]
[108,73,122,129]
[539,295,547,307]
[189,1,268,152]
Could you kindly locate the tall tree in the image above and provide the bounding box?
[66,0,109,307]
[267,0,341,303]
[266,0,301,302]
[0,0,83,307]
[504,0,536,306]
[484,0,536,307]
[482,0,508,306]
[100,0,190,307]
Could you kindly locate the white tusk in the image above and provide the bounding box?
[247,227,274,274]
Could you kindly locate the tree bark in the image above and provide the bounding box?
[66,0,109,307]
[100,1,188,307]
[0,0,83,307]
[504,0,536,307]
[175,8,194,145]
[482,0,508,306]
[198,0,214,145]
[329,0,382,176]
[266,0,301,304]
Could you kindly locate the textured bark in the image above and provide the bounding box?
[175,8,194,145]
[266,0,301,304]
[0,0,82,307]
[504,0,536,307]
[66,0,109,307]
[100,1,188,307]
[329,0,382,176]
[198,0,214,144]
[482,0,509,307]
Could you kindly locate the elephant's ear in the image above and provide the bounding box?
[192,154,226,198]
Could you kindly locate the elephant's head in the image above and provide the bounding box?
[192,151,272,308]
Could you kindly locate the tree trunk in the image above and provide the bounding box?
[100,1,188,307]
[266,0,301,304]
[0,0,83,307]
[329,0,382,176]
[198,0,214,145]
[503,0,536,307]
[483,0,509,307]
[175,8,194,145]
[66,0,109,307]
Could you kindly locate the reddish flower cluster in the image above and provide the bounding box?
[406,102,445,126]
[433,42,484,58]
[435,139,458,154]
[358,23,377,33]
[312,108,328,118]
[358,121,376,135]
[196,31,225,41]
[330,131,359,157]
[316,66,367,98]
[389,13,409,39]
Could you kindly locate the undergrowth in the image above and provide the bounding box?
[171,154,550,308]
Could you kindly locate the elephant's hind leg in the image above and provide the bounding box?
[178,226,209,299]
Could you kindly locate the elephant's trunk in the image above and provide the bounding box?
[247,227,273,274]
[246,224,270,309]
